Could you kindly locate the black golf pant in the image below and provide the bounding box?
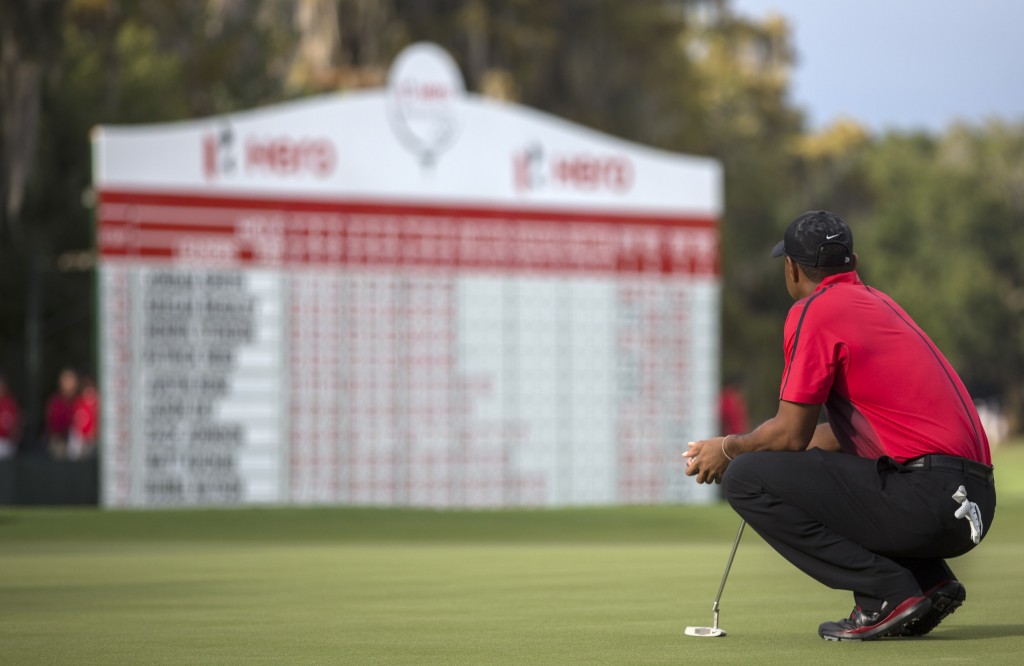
[722,449,997,611]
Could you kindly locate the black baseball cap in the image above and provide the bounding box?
[770,210,853,267]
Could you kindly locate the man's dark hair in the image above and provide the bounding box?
[795,243,854,282]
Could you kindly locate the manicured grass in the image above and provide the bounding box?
[3,444,1024,665]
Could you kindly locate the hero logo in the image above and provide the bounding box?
[514,143,634,194]
[202,122,337,180]
[202,124,237,179]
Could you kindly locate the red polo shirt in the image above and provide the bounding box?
[780,271,990,464]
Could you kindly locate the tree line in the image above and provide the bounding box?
[1,0,1021,439]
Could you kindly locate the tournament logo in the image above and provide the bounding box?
[512,143,635,194]
[387,42,465,169]
[202,121,337,180]
[202,123,237,180]
[513,143,546,192]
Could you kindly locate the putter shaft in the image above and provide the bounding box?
[710,520,746,623]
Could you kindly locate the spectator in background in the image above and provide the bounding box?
[0,375,20,460]
[68,376,99,460]
[46,368,79,460]
[719,376,750,436]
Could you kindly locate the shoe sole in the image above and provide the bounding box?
[820,596,932,642]
[892,581,966,637]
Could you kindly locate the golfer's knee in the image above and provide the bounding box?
[722,452,763,508]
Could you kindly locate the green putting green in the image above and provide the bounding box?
[3,444,1024,665]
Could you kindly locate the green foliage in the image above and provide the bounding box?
[2,0,1023,437]
[398,0,708,152]
[823,125,1024,422]
[689,11,804,420]
[13,17,195,420]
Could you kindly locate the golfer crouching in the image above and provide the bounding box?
[685,211,996,641]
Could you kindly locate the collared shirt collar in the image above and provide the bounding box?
[814,271,862,293]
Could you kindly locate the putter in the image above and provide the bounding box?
[685,519,746,638]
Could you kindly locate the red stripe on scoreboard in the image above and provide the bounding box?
[97,189,719,276]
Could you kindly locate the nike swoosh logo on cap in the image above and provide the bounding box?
[825,233,841,240]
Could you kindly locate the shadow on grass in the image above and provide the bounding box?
[923,624,1024,640]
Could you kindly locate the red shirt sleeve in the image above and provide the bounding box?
[779,298,845,405]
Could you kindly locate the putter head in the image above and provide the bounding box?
[684,626,727,637]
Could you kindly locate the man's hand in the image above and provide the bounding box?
[683,401,822,485]
[683,436,732,484]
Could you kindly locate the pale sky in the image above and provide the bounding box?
[731,0,1024,133]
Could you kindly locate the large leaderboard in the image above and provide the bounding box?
[93,44,722,508]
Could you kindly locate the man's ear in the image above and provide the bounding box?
[786,256,802,283]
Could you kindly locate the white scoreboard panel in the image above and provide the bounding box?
[101,266,285,505]
[97,196,719,507]
[94,43,722,508]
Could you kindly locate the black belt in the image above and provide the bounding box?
[903,455,994,484]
